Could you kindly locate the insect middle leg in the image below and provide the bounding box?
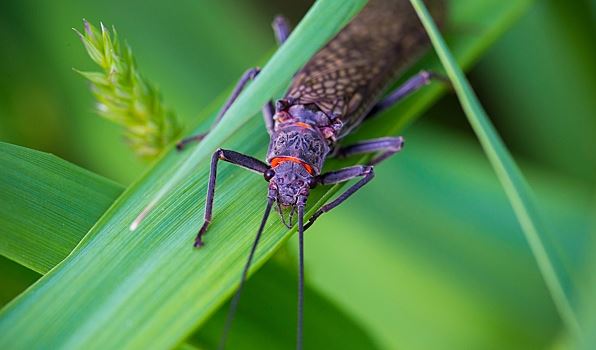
[306,136,406,229]
[195,148,269,247]
[304,165,374,230]
[335,136,404,166]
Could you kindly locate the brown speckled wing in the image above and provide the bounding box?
[286,0,444,138]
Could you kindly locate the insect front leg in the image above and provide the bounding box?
[335,136,404,166]
[196,148,269,247]
[261,15,293,136]
[304,165,374,230]
[176,67,261,150]
[272,15,291,45]
[179,17,293,150]
[365,70,448,120]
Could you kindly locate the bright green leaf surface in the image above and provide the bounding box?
[410,0,582,340]
[0,0,535,348]
[0,142,123,274]
[0,144,376,349]
[190,258,378,349]
[1,253,377,350]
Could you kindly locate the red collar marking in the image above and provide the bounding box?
[292,122,313,129]
[270,156,314,175]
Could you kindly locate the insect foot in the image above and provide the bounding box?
[194,220,211,248]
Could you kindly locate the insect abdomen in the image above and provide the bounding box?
[285,0,445,139]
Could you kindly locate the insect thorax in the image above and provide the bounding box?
[267,123,329,175]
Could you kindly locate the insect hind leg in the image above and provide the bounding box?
[178,17,293,150]
[176,67,261,151]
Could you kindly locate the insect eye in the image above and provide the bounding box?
[306,177,317,189]
[264,169,275,182]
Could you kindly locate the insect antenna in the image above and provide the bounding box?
[297,205,305,350]
[218,198,274,350]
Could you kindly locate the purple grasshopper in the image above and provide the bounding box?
[176,0,445,348]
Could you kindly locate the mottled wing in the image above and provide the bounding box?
[286,0,444,138]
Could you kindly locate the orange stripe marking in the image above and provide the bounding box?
[293,122,312,129]
[270,156,314,175]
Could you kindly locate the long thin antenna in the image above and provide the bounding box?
[297,205,305,350]
[218,198,274,350]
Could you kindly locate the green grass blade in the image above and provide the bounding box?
[0,0,535,348]
[0,142,123,274]
[409,0,582,339]
[190,258,378,349]
[0,142,377,348]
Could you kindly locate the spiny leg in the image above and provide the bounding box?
[305,165,374,230]
[196,148,269,247]
[366,70,447,120]
[176,67,261,150]
[335,136,404,166]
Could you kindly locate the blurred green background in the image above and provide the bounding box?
[0,0,594,349]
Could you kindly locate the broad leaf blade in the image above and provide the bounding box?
[0,142,123,274]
